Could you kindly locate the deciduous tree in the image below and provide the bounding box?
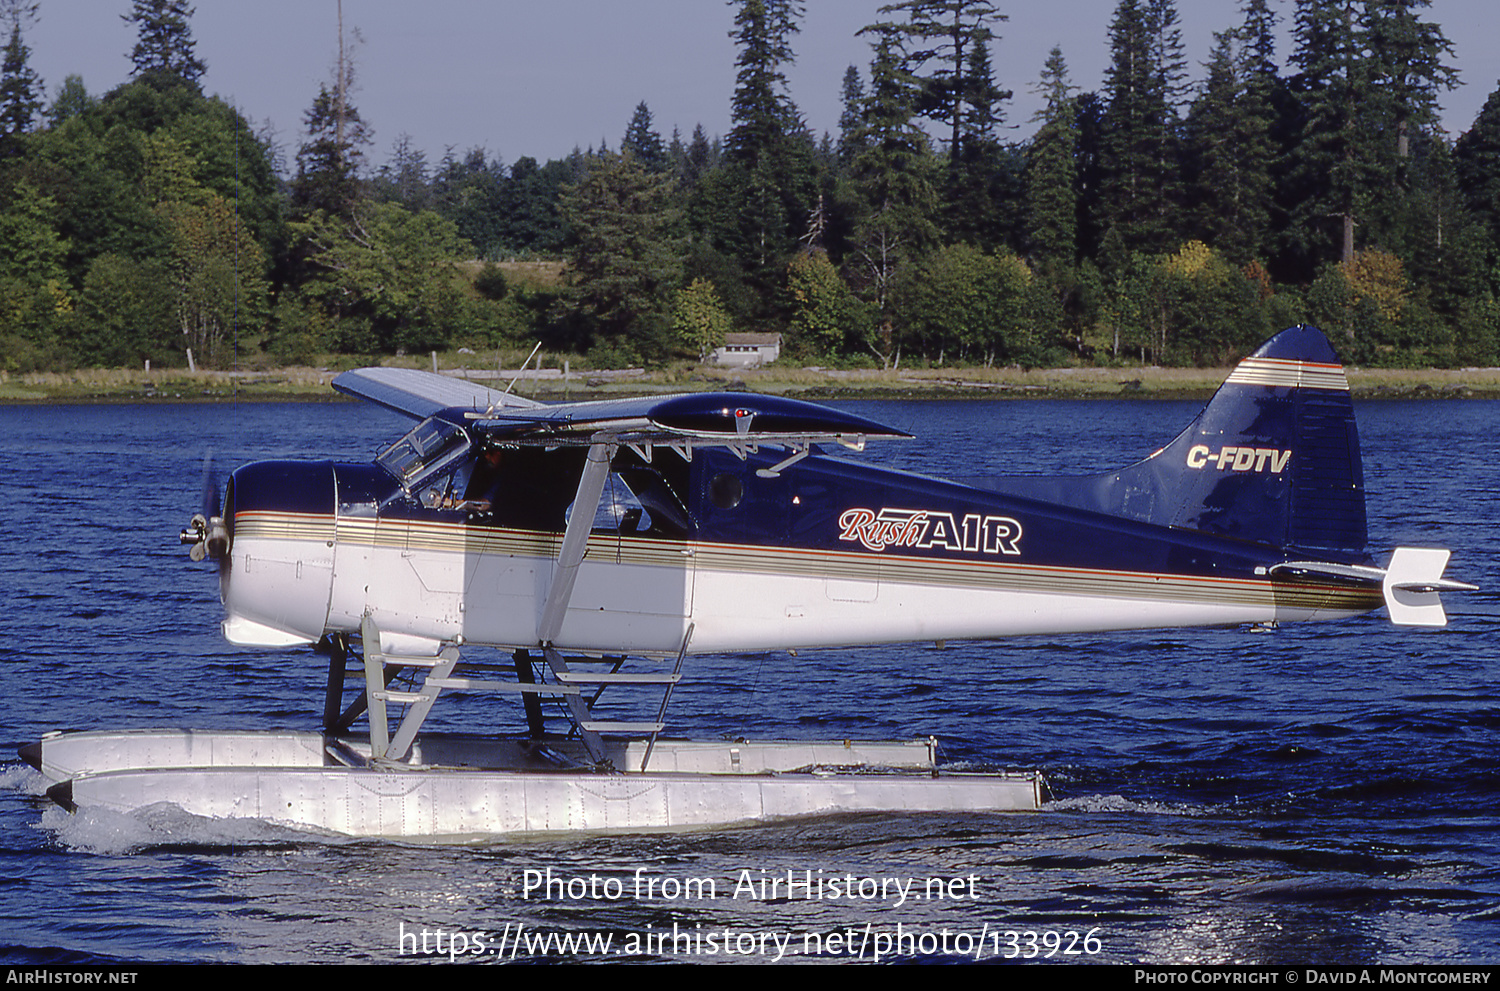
[894,243,1035,365]
[786,249,866,357]
[672,277,730,359]
[292,201,471,353]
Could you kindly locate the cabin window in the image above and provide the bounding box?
[710,472,744,510]
[565,471,652,532]
[615,460,691,538]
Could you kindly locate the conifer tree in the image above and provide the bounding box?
[725,0,803,170]
[958,30,1006,151]
[848,22,939,338]
[1145,0,1187,221]
[559,152,682,357]
[1237,0,1285,262]
[837,65,865,166]
[1365,0,1458,163]
[1025,47,1078,269]
[667,125,686,177]
[374,133,430,209]
[1287,0,1375,268]
[1183,26,1274,264]
[942,31,1015,250]
[1073,91,1109,262]
[682,123,714,189]
[123,0,206,87]
[622,101,668,172]
[1146,0,1188,114]
[1365,1,1460,262]
[0,1,41,151]
[293,81,370,218]
[717,0,815,305]
[1099,0,1178,257]
[1240,0,1278,76]
[875,0,1008,165]
[293,13,369,223]
[1397,134,1485,320]
[1455,84,1500,253]
[45,74,94,127]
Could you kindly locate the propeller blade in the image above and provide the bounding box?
[198,450,219,519]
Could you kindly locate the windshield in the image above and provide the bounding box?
[376,418,471,492]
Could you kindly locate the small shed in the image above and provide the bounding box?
[711,332,781,368]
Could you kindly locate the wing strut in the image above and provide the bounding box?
[530,438,617,766]
[537,439,616,645]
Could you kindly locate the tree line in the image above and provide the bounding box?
[2,0,1498,374]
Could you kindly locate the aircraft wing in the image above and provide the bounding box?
[460,392,912,449]
[334,367,910,449]
[332,367,545,420]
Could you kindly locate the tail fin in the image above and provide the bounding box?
[978,325,1367,556]
[1148,324,1367,554]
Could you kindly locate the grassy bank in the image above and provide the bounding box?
[4,360,1499,404]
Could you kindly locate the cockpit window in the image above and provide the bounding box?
[375,418,471,495]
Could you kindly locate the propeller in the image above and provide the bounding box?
[179,451,229,562]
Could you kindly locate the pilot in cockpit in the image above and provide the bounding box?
[459,446,506,513]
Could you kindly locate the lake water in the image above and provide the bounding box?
[0,395,1496,964]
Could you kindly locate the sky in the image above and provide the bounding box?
[26,1,1500,174]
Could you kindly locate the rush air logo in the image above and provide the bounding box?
[1186,445,1292,473]
[838,507,1022,556]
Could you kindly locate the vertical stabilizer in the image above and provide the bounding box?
[975,326,1367,556]
[1159,324,1366,554]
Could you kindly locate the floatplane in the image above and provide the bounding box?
[22,326,1474,838]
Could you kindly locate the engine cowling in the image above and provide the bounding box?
[218,461,338,646]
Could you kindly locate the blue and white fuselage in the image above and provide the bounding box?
[203,325,1468,660]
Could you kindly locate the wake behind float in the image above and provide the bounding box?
[23,326,1471,838]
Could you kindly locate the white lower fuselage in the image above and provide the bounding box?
[221,511,1380,653]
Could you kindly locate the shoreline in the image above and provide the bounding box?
[4,363,1499,404]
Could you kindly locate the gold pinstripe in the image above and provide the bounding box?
[234,511,1381,613]
[1223,356,1349,391]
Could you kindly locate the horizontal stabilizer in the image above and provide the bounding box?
[1269,548,1476,627]
[1382,547,1478,627]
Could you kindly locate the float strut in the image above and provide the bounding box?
[513,648,546,738]
[321,634,349,731]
